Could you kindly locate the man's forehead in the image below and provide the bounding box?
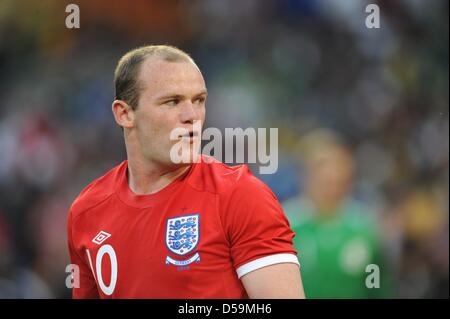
[139,57,204,89]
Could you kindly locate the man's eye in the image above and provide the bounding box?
[195,97,206,104]
[165,99,179,106]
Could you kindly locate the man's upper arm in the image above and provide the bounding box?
[241,263,305,299]
[221,170,304,298]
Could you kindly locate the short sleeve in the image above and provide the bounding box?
[221,173,299,278]
[67,210,99,299]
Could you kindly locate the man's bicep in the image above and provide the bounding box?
[221,172,304,298]
[224,176,299,270]
[240,263,305,299]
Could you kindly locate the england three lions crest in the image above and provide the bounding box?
[165,214,200,266]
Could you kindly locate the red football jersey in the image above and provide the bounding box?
[67,155,299,298]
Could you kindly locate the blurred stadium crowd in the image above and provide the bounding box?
[0,0,448,298]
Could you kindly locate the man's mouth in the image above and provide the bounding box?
[177,131,201,144]
[180,131,199,138]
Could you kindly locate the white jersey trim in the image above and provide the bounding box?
[236,253,300,279]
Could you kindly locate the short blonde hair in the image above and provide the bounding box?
[114,45,195,109]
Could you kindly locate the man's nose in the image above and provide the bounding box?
[179,101,198,124]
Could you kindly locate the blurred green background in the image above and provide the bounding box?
[0,0,448,298]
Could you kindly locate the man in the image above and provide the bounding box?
[67,45,304,298]
[283,129,392,298]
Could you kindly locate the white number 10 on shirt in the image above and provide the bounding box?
[86,245,118,296]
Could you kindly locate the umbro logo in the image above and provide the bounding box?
[92,231,111,245]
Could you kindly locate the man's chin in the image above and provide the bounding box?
[166,150,202,166]
[178,151,202,164]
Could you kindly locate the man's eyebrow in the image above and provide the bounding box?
[156,91,208,101]
[193,91,208,98]
[156,94,184,101]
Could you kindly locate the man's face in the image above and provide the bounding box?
[307,146,354,206]
[132,57,207,167]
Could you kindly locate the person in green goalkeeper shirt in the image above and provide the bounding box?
[283,130,392,298]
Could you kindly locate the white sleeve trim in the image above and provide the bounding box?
[236,253,300,279]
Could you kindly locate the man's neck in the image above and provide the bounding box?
[126,157,191,195]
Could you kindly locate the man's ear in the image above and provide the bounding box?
[112,100,135,129]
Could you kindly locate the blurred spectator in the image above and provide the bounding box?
[283,129,393,298]
[388,185,449,298]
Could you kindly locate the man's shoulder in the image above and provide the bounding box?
[69,161,126,219]
[190,155,263,195]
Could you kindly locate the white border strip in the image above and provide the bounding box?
[236,253,300,279]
